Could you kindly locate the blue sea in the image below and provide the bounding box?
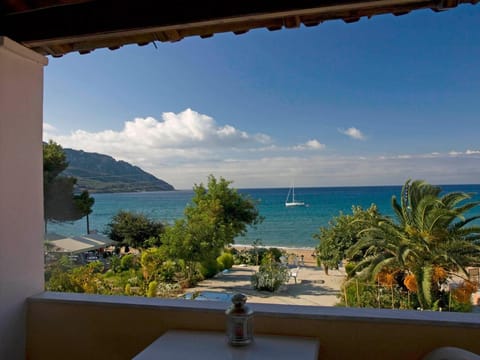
[48,185,480,249]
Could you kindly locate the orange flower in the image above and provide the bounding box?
[432,266,447,282]
[464,280,478,294]
[377,270,396,287]
[452,281,478,304]
[404,274,417,293]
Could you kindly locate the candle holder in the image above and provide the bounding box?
[226,293,254,346]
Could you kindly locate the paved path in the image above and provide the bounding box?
[186,264,346,306]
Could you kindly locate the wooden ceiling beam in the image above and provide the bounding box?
[1,0,95,15]
[284,16,301,28]
[1,0,477,56]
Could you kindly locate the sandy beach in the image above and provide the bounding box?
[232,244,319,266]
[186,246,346,306]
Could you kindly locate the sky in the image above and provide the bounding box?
[43,5,480,190]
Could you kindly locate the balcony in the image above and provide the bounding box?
[2,4,480,357]
[27,292,480,359]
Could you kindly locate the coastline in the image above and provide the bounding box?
[231,244,317,266]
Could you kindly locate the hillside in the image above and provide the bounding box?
[62,148,175,193]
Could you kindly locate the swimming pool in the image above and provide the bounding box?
[183,291,233,302]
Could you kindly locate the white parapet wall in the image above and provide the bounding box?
[27,292,480,360]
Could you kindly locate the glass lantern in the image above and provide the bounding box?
[226,293,254,346]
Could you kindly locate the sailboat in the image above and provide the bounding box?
[285,184,305,207]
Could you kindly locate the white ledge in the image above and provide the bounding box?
[0,37,48,65]
[29,291,480,328]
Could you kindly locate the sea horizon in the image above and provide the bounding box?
[165,182,480,192]
[49,184,480,249]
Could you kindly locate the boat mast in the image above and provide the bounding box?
[285,186,291,203]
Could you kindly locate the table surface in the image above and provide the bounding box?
[133,330,319,360]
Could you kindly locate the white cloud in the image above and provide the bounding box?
[43,109,480,189]
[449,151,462,156]
[339,127,366,140]
[305,139,325,149]
[448,149,480,156]
[150,151,480,189]
[466,149,480,155]
[47,108,271,162]
[293,139,326,151]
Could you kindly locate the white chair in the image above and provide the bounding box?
[289,267,300,284]
[423,347,480,360]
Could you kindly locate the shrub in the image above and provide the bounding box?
[200,258,219,278]
[159,260,177,282]
[253,247,268,265]
[231,247,279,266]
[267,247,284,262]
[338,280,418,310]
[217,253,234,270]
[156,282,182,298]
[125,283,132,295]
[448,296,473,312]
[251,253,289,292]
[120,254,137,271]
[109,255,121,273]
[232,248,253,265]
[344,262,356,278]
[147,280,158,297]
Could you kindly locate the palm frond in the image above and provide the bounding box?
[420,265,433,308]
[452,201,480,216]
[451,216,480,231]
[441,192,472,208]
[371,256,397,279]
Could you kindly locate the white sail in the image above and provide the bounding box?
[285,183,305,207]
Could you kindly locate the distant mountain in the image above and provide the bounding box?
[62,148,175,193]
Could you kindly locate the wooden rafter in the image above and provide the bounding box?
[0,0,477,56]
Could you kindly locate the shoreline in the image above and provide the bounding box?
[230,244,317,266]
[231,244,315,251]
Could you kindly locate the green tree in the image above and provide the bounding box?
[161,175,262,285]
[314,205,381,275]
[74,190,95,234]
[140,247,167,283]
[106,210,165,249]
[44,176,82,223]
[43,140,68,185]
[161,207,223,284]
[186,175,262,245]
[348,179,480,310]
[43,140,91,230]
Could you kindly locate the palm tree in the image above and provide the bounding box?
[348,179,480,309]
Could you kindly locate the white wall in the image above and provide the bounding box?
[0,37,47,359]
